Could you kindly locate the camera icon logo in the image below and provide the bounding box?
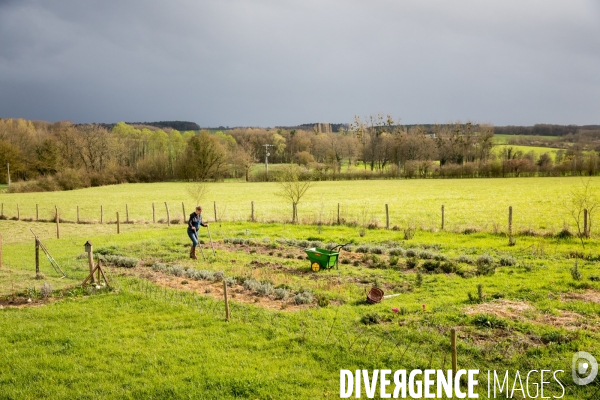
[572,351,598,385]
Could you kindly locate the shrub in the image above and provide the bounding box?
[341,258,351,264]
[418,250,435,260]
[457,255,475,265]
[476,254,495,266]
[476,263,496,276]
[415,272,423,287]
[352,260,360,267]
[167,265,184,277]
[369,246,386,255]
[406,258,418,269]
[212,271,225,282]
[433,254,448,261]
[325,242,337,250]
[293,291,314,305]
[389,256,399,266]
[194,270,211,280]
[571,261,582,281]
[256,282,274,296]
[405,248,418,258]
[99,254,138,268]
[403,227,415,240]
[152,262,167,272]
[316,294,330,307]
[297,240,310,248]
[439,261,457,274]
[499,255,517,266]
[243,278,261,291]
[274,288,290,300]
[225,277,237,287]
[389,247,405,256]
[40,283,53,298]
[556,227,573,239]
[421,260,440,272]
[355,245,371,253]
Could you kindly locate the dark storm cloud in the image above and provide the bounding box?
[0,0,599,126]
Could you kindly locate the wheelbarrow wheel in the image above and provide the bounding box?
[311,262,320,272]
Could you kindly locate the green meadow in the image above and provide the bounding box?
[1,176,598,236]
[1,178,600,398]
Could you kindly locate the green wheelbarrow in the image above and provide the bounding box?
[304,243,350,272]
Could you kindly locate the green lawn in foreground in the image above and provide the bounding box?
[1,215,600,398]
[1,176,598,235]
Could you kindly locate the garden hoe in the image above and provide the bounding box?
[194,231,206,261]
[207,225,216,257]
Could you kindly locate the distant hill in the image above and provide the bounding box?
[91,121,201,131]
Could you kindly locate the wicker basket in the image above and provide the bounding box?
[366,287,384,304]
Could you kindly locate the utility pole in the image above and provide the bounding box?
[263,144,273,181]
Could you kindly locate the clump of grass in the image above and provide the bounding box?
[403,226,415,240]
[352,260,360,267]
[389,256,399,266]
[418,250,435,260]
[316,294,330,307]
[360,312,383,325]
[476,254,496,275]
[472,314,507,329]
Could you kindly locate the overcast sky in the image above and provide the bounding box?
[0,0,599,127]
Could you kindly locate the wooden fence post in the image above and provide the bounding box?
[116,212,120,234]
[451,328,457,373]
[77,206,80,223]
[214,201,217,222]
[36,204,39,221]
[17,204,20,220]
[508,206,514,245]
[35,238,40,275]
[55,206,60,239]
[584,208,589,238]
[85,241,95,283]
[251,201,255,222]
[223,280,230,322]
[126,204,129,223]
[337,203,340,225]
[165,202,170,227]
[1,203,3,217]
[385,204,390,230]
[100,205,104,224]
[182,202,186,221]
[441,204,445,230]
[152,203,156,223]
[0,233,2,269]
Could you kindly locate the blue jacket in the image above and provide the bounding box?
[188,212,206,231]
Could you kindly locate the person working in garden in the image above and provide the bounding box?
[187,206,208,260]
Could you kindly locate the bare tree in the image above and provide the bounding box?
[277,165,312,223]
[564,178,599,248]
[186,182,210,206]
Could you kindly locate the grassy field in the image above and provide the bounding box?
[493,134,559,144]
[1,180,600,398]
[1,177,598,236]
[493,144,562,160]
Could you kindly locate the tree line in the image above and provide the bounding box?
[1,117,600,193]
